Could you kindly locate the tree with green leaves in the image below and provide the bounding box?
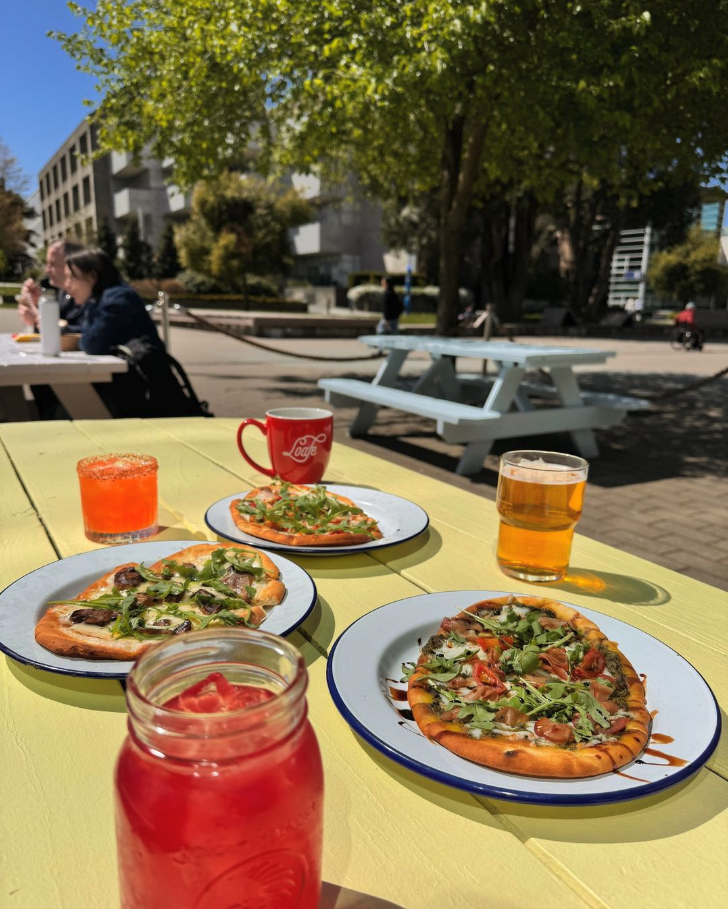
[154,222,181,279]
[95,217,118,262]
[649,228,728,306]
[120,220,153,279]
[55,1,728,332]
[175,173,312,294]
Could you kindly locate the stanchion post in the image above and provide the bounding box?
[157,290,171,352]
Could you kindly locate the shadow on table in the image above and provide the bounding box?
[355,733,728,845]
[319,882,404,908]
[483,766,728,844]
[544,568,672,606]
[295,530,440,656]
[6,657,127,712]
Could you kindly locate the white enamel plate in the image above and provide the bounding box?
[205,485,429,556]
[327,590,721,805]
[0,540,317,680]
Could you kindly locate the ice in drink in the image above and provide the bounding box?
[115,630,324,909]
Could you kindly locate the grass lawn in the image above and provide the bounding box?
[400,313,436,324]
[0,284,22,297]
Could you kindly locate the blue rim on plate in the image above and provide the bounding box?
[0,540,318,680]
[326,590,721,806]
[204,485,430,556]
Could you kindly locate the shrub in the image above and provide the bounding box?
[347,284,472,313]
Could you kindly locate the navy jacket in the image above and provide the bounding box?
[80,284,162,355]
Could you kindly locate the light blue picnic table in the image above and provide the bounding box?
[319,335,648,474]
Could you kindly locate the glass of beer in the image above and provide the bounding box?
[496,450,588,582]
[77,453,158,544]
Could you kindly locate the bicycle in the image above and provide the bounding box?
[669,326,704,351]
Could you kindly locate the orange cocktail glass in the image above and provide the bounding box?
[77,453,158,544]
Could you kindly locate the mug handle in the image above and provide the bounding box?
[236,419,276,477]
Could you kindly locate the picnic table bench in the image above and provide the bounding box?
[320,336,648,475]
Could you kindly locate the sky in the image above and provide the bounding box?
[0,0,99,194]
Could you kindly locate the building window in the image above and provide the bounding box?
[48,207,54,227]
[74,223,83,239]
[82,176,91,206]
[45,173,51,196]
[55,199,61,222]
[85,217,94,238]
[70,145,77,174]
[79,132,88,157]
[53,164,59,190]
[42,211,47,231]
[63,193,70,218]
[72,184,80,212]
[40,181,45,202]
[90,127,97,151]
[60,155,67,182]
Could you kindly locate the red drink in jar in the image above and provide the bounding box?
[115,629,324,909]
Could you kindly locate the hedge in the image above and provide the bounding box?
[347,284,473,314]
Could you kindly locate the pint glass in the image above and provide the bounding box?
[496,450,588,582]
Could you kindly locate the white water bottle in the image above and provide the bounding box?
[39,290,61,357]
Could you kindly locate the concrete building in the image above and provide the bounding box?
[289,174,389,285]
[607,191,728,310]
[38,117,391,284]
[37,119,192,252]
[38,120,114,247]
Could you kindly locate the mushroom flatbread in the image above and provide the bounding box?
[35,543,285,660]
[230,480,383,547]
[404,595,650,779]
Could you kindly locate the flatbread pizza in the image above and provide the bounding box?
[230,480,383,547]
[404,595,650,779]
[35,543,285,661]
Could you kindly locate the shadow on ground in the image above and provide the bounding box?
[320,370,728,488]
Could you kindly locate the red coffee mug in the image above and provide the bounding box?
[237,408,333,484]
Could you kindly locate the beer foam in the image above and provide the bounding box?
[501,458,586,485]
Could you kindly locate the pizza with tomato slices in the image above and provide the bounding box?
[404,595,650,778]
[230,480,383,547]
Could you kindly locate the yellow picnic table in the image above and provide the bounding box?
[1,417,727,909]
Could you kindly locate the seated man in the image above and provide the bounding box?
[17,239,85,332]
[674,302,703,350]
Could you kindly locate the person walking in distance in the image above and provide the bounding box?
[376,277,403,335]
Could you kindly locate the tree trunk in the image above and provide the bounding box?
[586,218,622,317]
[479,193,537,323]
[436,115,490,335]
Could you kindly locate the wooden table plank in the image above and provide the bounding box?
[3,418,727,909]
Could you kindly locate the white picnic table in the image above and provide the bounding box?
[320,335,649,475]
[0,334,127,421]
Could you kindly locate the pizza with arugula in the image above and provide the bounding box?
[230,481,383,547]
[404,595,650,778]
[35,543,285,660]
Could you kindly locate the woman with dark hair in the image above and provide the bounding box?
[64,247,162,355]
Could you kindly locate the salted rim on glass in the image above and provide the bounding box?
[126,628,308,723]
[77,453,158,479]
[265,408,332,421]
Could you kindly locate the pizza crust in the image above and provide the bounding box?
[230,484,383,547]
[407,595,651,779]
[34,543,286,662]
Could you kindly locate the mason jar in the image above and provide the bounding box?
[115,628,324,908]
